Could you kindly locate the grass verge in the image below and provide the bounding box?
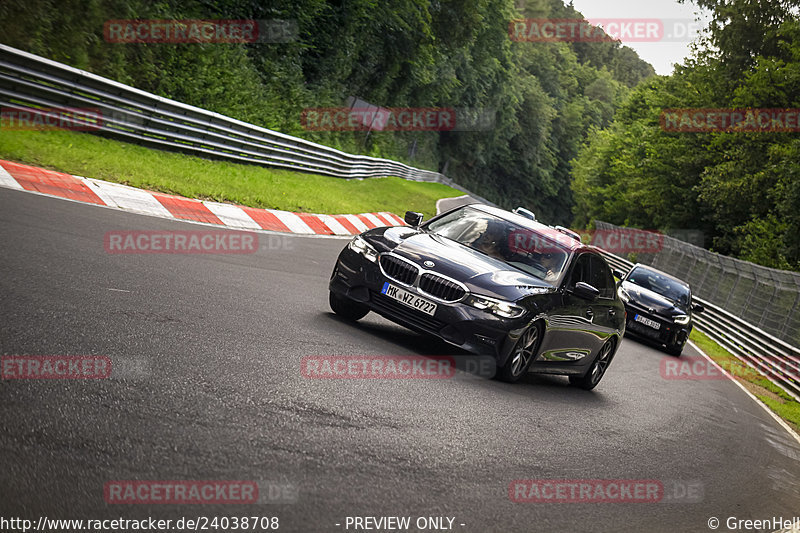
[0,129,463,219]
[689,328,800,434]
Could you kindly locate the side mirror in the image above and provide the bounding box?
[612,269,626,280]
[404,211,424,227]
[692,303,704,314]
[572,281,600,301]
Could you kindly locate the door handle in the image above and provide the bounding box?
[608,309,616,316]
[584,308,594,318]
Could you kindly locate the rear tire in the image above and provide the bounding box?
[497,324,542,383]
[329,291,369,321]
[569,339,615,391]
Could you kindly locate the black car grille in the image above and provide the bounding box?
[370,291,447,334]
[418,273,466,302]
[379,255,417,285]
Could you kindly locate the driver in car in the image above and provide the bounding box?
[539,252,562,283]
[473,220,509,261]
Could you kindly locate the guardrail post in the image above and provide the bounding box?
[724,262,742,309]
[779,291,800,338]
[695,253,716,300]
[758,285,779,329]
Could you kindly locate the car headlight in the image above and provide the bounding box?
[348,235,378,262]
[618,287,630,303]
[674,314,690,325]
[466,294,525,319]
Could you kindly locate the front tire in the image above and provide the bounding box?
[329,291,369,321]
[666,341,684,356]
[570,339,615,391]
[497,324,542,383]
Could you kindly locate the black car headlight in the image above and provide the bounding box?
[465,294,525,319]
[348,235,378,263]
[674,314,690,325]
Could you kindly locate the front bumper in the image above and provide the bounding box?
[623,302,690,346]
[329,248,526,363]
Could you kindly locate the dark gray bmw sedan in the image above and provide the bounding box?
[329,204,626,390]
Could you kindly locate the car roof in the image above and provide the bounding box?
[628,263,690,288]
[464,203,586,252]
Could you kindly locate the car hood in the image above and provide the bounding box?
[373,227,553,301]
[621,280,688,317]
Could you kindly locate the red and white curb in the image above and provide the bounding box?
[0,160,406,235]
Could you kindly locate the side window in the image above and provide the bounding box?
[567,254,592,288]
[589,255,615,299]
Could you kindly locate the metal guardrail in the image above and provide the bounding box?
[0,44,494,204]
[597,248,800,402]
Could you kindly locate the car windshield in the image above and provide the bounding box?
[627,266,691,307]
[425,206,572,283]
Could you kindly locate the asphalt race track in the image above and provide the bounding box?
[1,188,799,533]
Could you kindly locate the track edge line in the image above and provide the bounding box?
[688,339,800,446]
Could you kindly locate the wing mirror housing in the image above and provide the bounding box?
[692,303,705,314]
[612,269,626,280]
[404,211,424,227]
[571,282,600,301]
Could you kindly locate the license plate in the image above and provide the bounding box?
[381,282,438,316]
[634,314,661,330]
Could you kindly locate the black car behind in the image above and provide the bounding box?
[616,263,704,356]
[328,204,626,390]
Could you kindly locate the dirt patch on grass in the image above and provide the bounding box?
[737,378,785,403]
